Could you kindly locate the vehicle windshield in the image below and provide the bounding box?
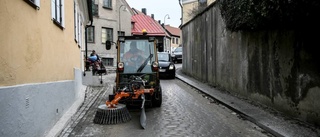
[119,40,155,73]
[158,52,170,61]
[174,47,182,52]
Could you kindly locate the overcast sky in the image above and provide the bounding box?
[126,0,182,28]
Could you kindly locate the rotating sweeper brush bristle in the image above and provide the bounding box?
[93,104,131,125]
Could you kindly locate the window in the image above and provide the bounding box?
[103,0,112,9]
[172,38,175,44]
[118,31,125,37]
[74,1,77,41]
[24,0,40,9]
[92,3,98,16]
[102,27,113,44]
[74,1,82,46]
[102,58,114,66]
[51,0,65,28]
[87,26,95,43]
[176,38,179,44]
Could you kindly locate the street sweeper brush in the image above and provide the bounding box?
[93,103,131,125]
[92,75,154,128]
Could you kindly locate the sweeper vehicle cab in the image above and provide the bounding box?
[93,32,162,129]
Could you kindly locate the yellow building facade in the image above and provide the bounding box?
[0,0,92,136]
[0,1,86,86]
[181,0,216,25]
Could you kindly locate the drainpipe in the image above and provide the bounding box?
[83,0,93,73]
[85,22,92,60]
[179,0,183,26]
[85,0,93,60]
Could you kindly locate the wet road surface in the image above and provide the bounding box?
[59,73,273,137]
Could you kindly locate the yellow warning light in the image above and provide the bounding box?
[142,29,147,35]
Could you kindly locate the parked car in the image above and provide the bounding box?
[158,52,176,79]
[171,47,182,63]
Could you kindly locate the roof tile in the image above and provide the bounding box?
[164,25,181,37]
[131,12,165,36]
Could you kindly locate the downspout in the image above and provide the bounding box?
[178,0,183,26]
[85,22,92,60]
[85,0,93,60]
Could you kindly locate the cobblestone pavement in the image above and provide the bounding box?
[59,73,271,137]
[175,67,320,137]
[57,67,320,137]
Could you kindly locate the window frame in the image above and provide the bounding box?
[102,0,112,9]
[74,1,77,42]
[102,58,114,67]
[24,0,40,10]
[51,0,65,29]
[92,3,99,16]
[74,0,82,48]
[87,26,95,43]
[101,27,113,44]
[117,31,125,37]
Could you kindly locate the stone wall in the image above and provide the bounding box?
[181,2,320,126]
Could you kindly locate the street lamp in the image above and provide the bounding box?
[163,14,170,25]
[163,14,170,52]
[119,5,127,36]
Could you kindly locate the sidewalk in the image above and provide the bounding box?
[175,68,320,137]
[47,72,115,137]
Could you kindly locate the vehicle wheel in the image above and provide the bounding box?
[92,69,96,75]
[113,86,116,94]
[152,86,162,107]
[170,74,175,79]
[109,94,115,102]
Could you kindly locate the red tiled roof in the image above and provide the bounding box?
[131,12,165,36]
[164,25,181,37]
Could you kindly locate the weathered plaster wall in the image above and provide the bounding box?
[0,0,81,86]
[0,1,87,136]
[181,2,320,125]
[88,0,133,67]
[0,68,84,137]
[182,1,198,25]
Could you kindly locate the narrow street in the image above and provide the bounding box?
[59,69,272,137]
[57,65,320,137]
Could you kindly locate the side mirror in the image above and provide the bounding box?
[106,40,112,50]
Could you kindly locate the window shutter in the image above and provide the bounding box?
[35,0,40,7]
[75,7,78,42]
[51,0,56,19]
[61,0,65,27]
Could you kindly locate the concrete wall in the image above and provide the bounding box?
[181,2,320,126]
[0,68,83,137]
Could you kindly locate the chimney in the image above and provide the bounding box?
[151,14,154,19]
[158,20,161,24]
[142,8,147,15]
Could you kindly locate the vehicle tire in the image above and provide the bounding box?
[152,86,162,107]
[113,86,116,94]
[92,69,96,75]
[170,74,175,79]
[109,94,115,102]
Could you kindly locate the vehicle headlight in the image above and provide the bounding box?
[169,64,174,70]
